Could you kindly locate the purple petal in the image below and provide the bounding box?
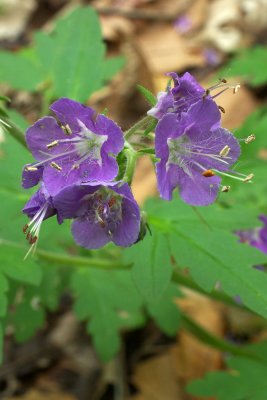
[147,91,174,120]
[156,163,179,201]
[178,172,221,206]
[95,114,124,155]
[23,186,55,220]
[155,113,182,162]
[189,127,241,171]
[72,217,110,249]
[25,116,68,161]
[181,98,221,133]
[53,184,99,219]
[112,196,140,246]
[50,98,96,134]
[22,165,43,189]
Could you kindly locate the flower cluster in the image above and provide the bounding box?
[22,98,140,256]
[22,72,251,253]
[149,72,252,206]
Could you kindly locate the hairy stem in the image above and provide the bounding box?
[3,118,27,149]
[124,115,152,140]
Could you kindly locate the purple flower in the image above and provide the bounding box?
[147,72,205,120]
[22,185,60,257]
[237,215,267,255]
[54,182,140,249]
[174,15,192,34]
[25,98,124,196]
[155,98,240,206]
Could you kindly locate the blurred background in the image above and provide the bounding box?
[1,0,267,399]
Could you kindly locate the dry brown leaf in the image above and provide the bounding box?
[137,25,205,74]
[7,389,75,400]
[130,352,183,400]
[172,291,224,388]
[218,86,259,130]
[100,15,134,41]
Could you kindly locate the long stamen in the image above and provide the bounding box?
[46,137,84,149]
[213,169,254,182]
[187,149,230,165]
[23,203,48,259]
[28,148,77,169]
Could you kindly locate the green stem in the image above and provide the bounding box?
[37,248,130,270]
[124,115,152,140]
[0,239,129,270]
[181,312,259,360]
[3,118,27,149]
[122,144,138,185]
[173,269,246,311]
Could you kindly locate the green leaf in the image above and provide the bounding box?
[146,197,262,231]
[0,241,42,285]
[218,46,267,86]
[53,7,105,101]
[0,274,8,317]
[143,119,157,136]
[169,223,267,317]
[123,232,173,303]
[32,265,68,311]
[7,109,29,131]
[147,283,182,335]
[144,198,267,319]
[0,51,43,91]
[187,342,267,400]
[8,284,45,342]
[0,324,4,363]
[71,268,143,361]
[137,84,157,106]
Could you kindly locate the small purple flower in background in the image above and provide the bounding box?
[237,215,267,255]
[203,48,221,67]
[25,98,124,196]
[174,15,192,34]
[22,184,61,258]
[54,182,140,249]
[155,98,241,206]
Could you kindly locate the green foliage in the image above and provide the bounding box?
[124,232,173,303]
[147,283,182,335]
[187,342,267,400]
[137,84,157,106]
[71,268,144,361]
[0,7,125,103]
[219,46,267,86]
[225,107,267,210]
[143,198,267,318]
